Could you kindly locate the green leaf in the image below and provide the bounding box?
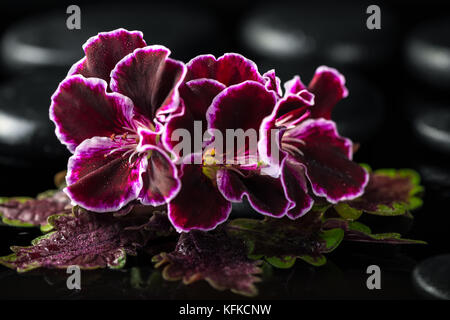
[320,228,345,253]
[0,197,32,227]
[226,207,335,269]
[298,254,327,267]
[40,223,54,233]
[337,168,424,217]
[334,203,362,220]
[0,207,169,272]
[324,219,427,245]
[348,220,426,244]
[265,256,297,269]
[0,191,70,228]
[347,221,372,234]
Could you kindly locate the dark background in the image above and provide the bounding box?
[0,0,449,299]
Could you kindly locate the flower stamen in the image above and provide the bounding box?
[281,142,304,157]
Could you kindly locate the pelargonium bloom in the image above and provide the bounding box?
[50,28,368,233]
[162,53,279,156]
[167,80,291,232]
[260,66,369,218]
[50,29,186,212]
[162,54,291,231]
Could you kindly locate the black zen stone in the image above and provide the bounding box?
[261,60,385,143]
[0,70,69,166]
[241,3,397,68]
[418,164,450,201]
[413,107,450,155]
[406,19,450,89]
[413,254,450,300]
[419,165,450,191]
[1,4,220,72]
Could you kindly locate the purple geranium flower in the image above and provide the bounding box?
[162,53,279,155]
[260,66,369,218]
[163,54,291,231]
[50,29,186,212]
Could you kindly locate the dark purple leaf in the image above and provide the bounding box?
[0,190,71,229]
[335,168,424,217]
[0,206,172,272]
[153,228,263,297]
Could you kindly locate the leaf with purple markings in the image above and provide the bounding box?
[0,206,172,272]
[153,229,263,297]
[335,168,424,218]
[225,207,342,268]
[323,218,426,245]
[0,190,71,230]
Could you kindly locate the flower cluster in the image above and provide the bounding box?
[50,29,369,232]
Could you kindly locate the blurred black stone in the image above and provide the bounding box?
[419,164,450,191]
[0,226,41,256]
[0,69,68,166]
[1,4,221,72]
[406,18,450,89]
[408,100,450,155]
[241,3,397,70]
[413,254,450,300]
[418,164,450,201]
[414,108,450,153]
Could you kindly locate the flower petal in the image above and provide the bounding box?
[68,28,146,83]
[207,81,277,152]
[257,92,314,176]
[186,53,264,87]
[207,81,278,165]
[287,119,369,203]
[50,75,135,152]
[273,92,314,125]
[283,75,306,96]
[162,79,225,155]
[65,137,145,212]
[136,127,160,152]
[258,119,286,177]
[168,157,231,232]
[217,169,291,217]
[263,69,282,97]
[139,147,181,206]
[307,66,348,119]
[110,45,187,122]
[281,158,314,219]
